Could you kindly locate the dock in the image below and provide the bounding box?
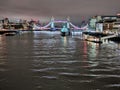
[83,31,120,43]
[0,30,19,35]
[101,34,118,40]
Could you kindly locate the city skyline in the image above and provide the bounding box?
[0,0,120,22]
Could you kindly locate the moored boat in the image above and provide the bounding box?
[5,33,16,36]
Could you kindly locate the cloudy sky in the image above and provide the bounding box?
[0,0,120,22]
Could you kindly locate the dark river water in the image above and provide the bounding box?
[0,31,120,90]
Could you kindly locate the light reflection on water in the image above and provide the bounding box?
[0,31,120,90]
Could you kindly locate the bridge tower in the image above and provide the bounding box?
[50,16,55,29]
[67,16,70,29]
[66,16,71,35]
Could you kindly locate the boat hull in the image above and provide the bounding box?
[61,32,70,36]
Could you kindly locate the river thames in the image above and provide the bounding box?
[0,31,120,90]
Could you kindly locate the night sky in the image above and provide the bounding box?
[0,0,120,22]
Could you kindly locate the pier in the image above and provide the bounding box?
[83,31,120,43]
[101,33,118,40]
[0,30,19,35]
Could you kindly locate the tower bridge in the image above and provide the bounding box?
[33,17,88,31]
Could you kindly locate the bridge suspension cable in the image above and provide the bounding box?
[33,17,88,30]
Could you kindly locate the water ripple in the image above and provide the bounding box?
[105,84,120,87]
[0,31,120,90]
[41,76,58,79]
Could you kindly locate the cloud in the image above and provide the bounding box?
[0,0,120,22]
